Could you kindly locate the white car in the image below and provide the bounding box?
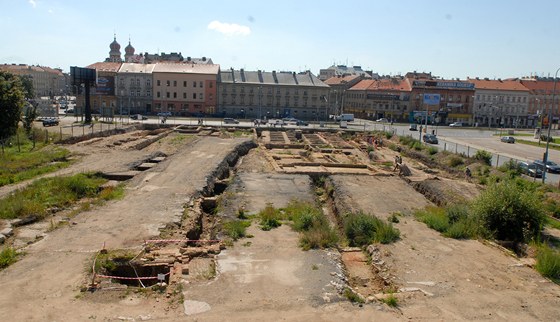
[449,122,463,127]
[376,118,389,123]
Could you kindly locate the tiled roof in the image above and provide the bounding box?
[324,75,360,85]
[220,69,328,87]
[118,63,156,74]
[86,62,122,72]
[468,78,530,92]
[349,79,411,91]
[519,79,559,94]
[0,64,63,75]
[153,63,220,74]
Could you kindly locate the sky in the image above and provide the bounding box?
[1,0,560,80]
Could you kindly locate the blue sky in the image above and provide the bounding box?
[2,0,559,79]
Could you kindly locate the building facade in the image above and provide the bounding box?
[116,63,156,115]
[0,64,66,97]
[152,63,219,116]
[469,78,530,128]
[324,75,363,116]
[519,77,559,129]
[318,65,375,81]
[79,62,122,117]
[218,69,330,121]
[345,78,411,121]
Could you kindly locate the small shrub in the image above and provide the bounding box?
[443,217,480,239]
[448,155,464,167]
[471,180,546,243]
[388,143,399,151]
[384,131,393,139]
[427,146,438,155]
[283,200,339,250]
[388,213,400,223]
[535,244,560,281]
[0,247,17,269]
[374,221,400,244]
[474,150,492,166]
[300,225,339,250]
[223,220,251,240]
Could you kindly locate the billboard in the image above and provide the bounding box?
[70,66,96,86]
[95,76,115,96]
[423,94,441,105]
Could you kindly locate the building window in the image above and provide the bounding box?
[183,93,186,99]
[199,81,203,88]
[147,90,151,97]
[136,79,140,86]
[209,93,213,100]
[173,92,177,98]
[130,90,135,96]
[193,93,197,99]
[147,80,151,87]
[183,81,187,87]
[157,80,161,86]
[173,80,177,87]
[193,82,197,88]
[157,91,160,98]
[182,104,188,111]
[209,82,213,88]
[137,90,140,96]
[200,93,203,100]
[166,80,170,86]
[166,92,170,98]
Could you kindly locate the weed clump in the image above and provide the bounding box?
[535,244,560,281]
[258,203,283,231]
[0,247,17,269]
[223,220,251,240]
[344,212,400,246]
[284,200,338,250]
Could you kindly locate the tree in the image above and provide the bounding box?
[19,75,35,99]
[0,71,26,150]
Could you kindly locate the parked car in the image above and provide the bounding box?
[533,160,560,174]
[519,161,543,178]
[409,124,418,131]
[500,136,515,143]
[157,111,172,117]
[223,118,240,124]
[65,109,74,114]
[296,120,309,126]
[131,114,147,120]
[376,118,389,123]
[449,122,463,127]
[423,133,438,144]
[42,118,59,127]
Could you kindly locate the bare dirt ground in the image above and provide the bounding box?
[0,127,559,321]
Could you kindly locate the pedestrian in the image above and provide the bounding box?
[465,167,472,181]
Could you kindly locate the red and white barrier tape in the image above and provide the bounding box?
[96,272,170,280]
[144,239,220,244]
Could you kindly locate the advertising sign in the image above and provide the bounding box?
[423,93,441,105]
[96,76,115,96]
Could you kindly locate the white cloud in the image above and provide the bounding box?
[28,0,37,8]
[207,20,251,36]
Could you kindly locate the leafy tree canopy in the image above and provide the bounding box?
[0,71,25,140]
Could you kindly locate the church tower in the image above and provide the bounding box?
[108,34,122,63]
[124,37,135,62]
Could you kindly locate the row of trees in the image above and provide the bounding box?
[0,71,35,148]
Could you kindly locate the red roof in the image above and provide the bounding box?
[349,78,411,92]
[324,74,360,85]
[519,79,559,94]
[86,62,122,72]
[467,78,529,92]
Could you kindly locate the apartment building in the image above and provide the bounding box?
[345,77,411,121]
[152,63,219,116]
[469,78,530,128]
[115,63,156,115]
[81,62,121,116]
[519,77,559,128]
[0,63,66,97]
[218,69,330,121]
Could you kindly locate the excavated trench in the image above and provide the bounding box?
[96,140,257,289]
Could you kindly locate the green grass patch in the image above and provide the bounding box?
[0,172,112,220]
[414,207,450,232]
[516,139,560,151]
[535,244,560,282]
[283,200,339,250]
[0,145,71,187]
[222,220,251,240]
[381,293,398,307]
[344,212,400,246]
[544,216,560,230]
[0,247,18,269]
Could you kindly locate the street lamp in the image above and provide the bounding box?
[542,67,560,184]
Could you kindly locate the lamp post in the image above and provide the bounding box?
[542,67,560,184]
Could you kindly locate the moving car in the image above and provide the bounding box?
[449,122,463,127]
[296,120,309,126]
[376,118,389,123]
[42,118,59,127]
[423,133,438,144]
[500,136,515,143]
[519,161,543,178]
[223,118,240,124]
[157,111,172,117]
[533,160,560,173]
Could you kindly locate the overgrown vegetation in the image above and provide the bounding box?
[0,247,18,269]
[535,244,560,281]
[474,150,492,166]
[381,293,398,307]
[0,139,71,187]
[344,212,400,246]
[344,287,365,304]
[0,172,121,220]
[258,203,283,231]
